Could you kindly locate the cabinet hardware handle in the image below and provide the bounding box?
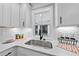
[23,21,25,27]
[5,52,12,56]
[60,16,62,24]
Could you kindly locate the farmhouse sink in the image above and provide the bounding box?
[25,40,53,48]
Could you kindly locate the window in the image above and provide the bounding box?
[35,25,38,35]
[35,25,49,36]
[41,25,48,35]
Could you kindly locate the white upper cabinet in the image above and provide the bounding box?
[19,4,32,28]
[0,4,11,27]
[0,4,3,26]
[3,4,11,27]
[56,3,79,26]
[25,4,32,28]
[10,3,20,27]
[0,3,20,27]
[19,4,25,27]
[0,3,31,28]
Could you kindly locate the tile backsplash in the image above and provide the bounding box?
[56,26,79,41]
[1,26,79,43]
[0,28,33,43]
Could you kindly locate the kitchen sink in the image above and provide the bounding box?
[25,40,53,48]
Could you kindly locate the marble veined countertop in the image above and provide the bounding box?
[0,37,78,56]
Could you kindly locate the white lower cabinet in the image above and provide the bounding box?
[0,47,16,56]
[0,46,52,56]
[16,46,51,56]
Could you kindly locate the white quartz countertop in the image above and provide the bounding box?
[0,38,78,56]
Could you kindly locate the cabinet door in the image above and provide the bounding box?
[2,4,11,27]
[19,4,32,28]
[0,4,3,26]
[11,3,20,27]
[25,4,32,28]
[57,3,79,26]
[19,4,26,27]
[0,47,16,56]
[16,46,49,56]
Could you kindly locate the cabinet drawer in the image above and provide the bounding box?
[17,46,50,56]
[0,47,16,56]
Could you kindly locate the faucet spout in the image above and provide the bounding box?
[40,35,43,40]
[39,29,43,40]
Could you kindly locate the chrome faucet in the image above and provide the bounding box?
[39,34,43,40]
[39,29,43,40]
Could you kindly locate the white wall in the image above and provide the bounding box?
[0,28,33,43]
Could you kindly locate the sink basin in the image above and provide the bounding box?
[25,40,53,48]
[2,39,15,44]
